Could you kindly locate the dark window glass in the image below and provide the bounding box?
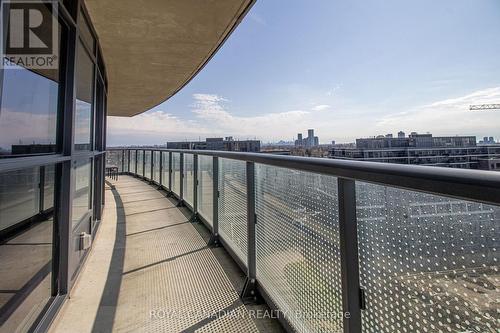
[0,167,39,228]
[75,42,94,151]
[43,165,55,211]
[72,160,91,227]
[79,9,95,54]
[95,76,106,151]
[62,0,77,19]
[0,167,53,332]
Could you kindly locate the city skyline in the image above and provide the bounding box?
[107,0,500,146]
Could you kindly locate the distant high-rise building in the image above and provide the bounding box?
[479,136,496,144]
[295,129,320,147]
[398,131,405,138]
[295,133,303,146]
[307,129,316,147]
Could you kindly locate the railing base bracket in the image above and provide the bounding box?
[208,234,220,248]
[240,277,261,305]
[189,213,199,223]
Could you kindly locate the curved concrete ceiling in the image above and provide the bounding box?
[85,0,254,117]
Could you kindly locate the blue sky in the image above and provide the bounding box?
[108,0,500,145]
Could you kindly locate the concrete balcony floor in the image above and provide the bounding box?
[49,176,282,333]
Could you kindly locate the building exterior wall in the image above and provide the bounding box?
[0,1,107,331]
[332,133,500,170]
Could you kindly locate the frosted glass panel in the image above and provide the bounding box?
[153,151,160,183]
[198,155,213,225]
[161,152,169,188]
[172,153,181,196]
[144,151,151,180]
[218,159,247,264]
[183,154,194,207]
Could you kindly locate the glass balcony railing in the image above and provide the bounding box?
[106,148,500,333]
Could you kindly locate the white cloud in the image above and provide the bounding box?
[311,104,330,111]
[191,93,309,137]
[376,87,500,136]
[107,93,311,145]
[107,88,500,146]
[107,111,212,146]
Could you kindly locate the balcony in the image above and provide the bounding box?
[50,148,500,333]
[49,174,282,332]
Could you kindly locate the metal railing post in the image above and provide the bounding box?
[150,150,154,182]
[168,151,172,192]
[241,161,258,302]
[209,156,220,246]
[192,154,199,221]
[127,149,130,173]
[159,151,163,186]
[121,150,124,173]
[338,178,362,333]
[134,149,138,176]
[179,152,184,205]
[142,149,146,178]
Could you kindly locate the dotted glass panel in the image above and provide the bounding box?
[183,154,194,207]
[171,153,181,196]
[123,151,128,172]
[255,165,343,333]
[161,152,169,188]
[144,151,152,180]
[130,150,136,174]
[137,150,143,176]
[218,158,247,265]
[105,150,122,171]
[152,151,160,183]
[198,155,213,225]
[356,182,500,333]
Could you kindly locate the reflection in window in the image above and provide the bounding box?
[0,4,60,157]
[0,167,53,332]
[75,42,94,151]
[72,160,91,227]
[0,168,39,230]
[0,66,59,157]
[44,165,55,211]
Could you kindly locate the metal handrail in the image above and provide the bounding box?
[107,148,500,205]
